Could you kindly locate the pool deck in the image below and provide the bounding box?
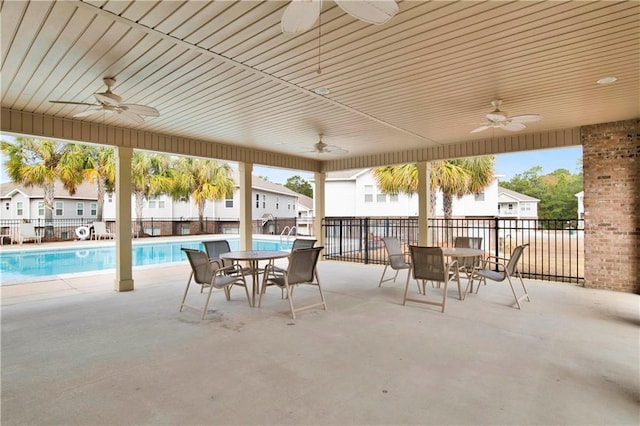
[1,237,639,425]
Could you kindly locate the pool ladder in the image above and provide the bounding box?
[280,226,297,243]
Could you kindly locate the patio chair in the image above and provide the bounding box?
[453,236,483,280]
[180,248,251,320]
[259,247,327,319]
[18,222,42,245]
[403,246,462,313]
[271,237,317,274]
[92,222,113,240]
[468,243,530,309]
[378,237,413,289]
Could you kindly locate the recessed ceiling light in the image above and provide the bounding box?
[313,87,330,95]
[597,76,617,85]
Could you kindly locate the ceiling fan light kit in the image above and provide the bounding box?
[471,99,542,134]
[49,77,159,124]
[281,0,399,34]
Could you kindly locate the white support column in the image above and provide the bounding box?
[239,162,253,251]
[114,146,134,292]
[417,161,431,246]
[313,171,326,250]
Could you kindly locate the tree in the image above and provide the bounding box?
[131,152,171,231]
[284,175,313,198]
[373,156,495,219]
[167,157,235,233]
[1,137,84,238]
[78,145,115,221]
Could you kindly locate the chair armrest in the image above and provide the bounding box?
[479,257,506,271]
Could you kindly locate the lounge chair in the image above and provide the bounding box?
[180,248,251,320]
[259,247,327,319]
[468,243,530,309]
[403,246,462,313]
[18,222,42,245]
[92,222,114,240]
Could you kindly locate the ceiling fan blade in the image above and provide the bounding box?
[94,91,122,106]
[325,144,348,154]
[502,122,526,131]
[470,125,491,133]
[115,110,145,124]
[73,108,106,119]
[509,114,542,123]
[335,0,398,25]
[486,112,507,121]
[49,100,97,106]
[120,104,160,117]
[281,0,321,34]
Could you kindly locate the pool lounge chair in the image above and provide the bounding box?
[92,222,114,240]
[18,222,42,245]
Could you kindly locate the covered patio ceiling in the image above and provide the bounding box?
[1,0,639,171]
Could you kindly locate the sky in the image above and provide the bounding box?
[0,132,582,185]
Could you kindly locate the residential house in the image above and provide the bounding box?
[497,186,540,220]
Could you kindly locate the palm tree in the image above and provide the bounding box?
[78,146,115,221]
[167,157,235,233]
[1,137,84,238]
[131,152,171,232]
[373,156,495,219]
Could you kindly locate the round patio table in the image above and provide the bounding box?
[441,247,485,293]
[220,250,290,307]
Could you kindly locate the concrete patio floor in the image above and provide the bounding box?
[1,255,639,425]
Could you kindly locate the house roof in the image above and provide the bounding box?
[0,181,98,200]
[229,171,300,198]
[498,186,540,203]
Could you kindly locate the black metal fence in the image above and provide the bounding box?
[323,217,584,284]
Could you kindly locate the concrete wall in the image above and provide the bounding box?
[582,119,639,293]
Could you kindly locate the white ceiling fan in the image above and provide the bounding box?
[470,100,542,133]
[307,134,348,155]
[281,0,398,34]
[49,77,159,124]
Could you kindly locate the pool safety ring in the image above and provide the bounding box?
[75,226,90,240]
[76,250,89,258]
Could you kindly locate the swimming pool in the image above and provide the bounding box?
[0,238,294,285]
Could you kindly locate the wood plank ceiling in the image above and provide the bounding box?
[1,0,638,170]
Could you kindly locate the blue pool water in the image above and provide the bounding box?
[0,238,293,284]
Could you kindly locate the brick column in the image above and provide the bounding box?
[582,119,639,293]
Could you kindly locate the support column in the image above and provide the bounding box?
[239,162,253,251]
[313,171,326,249]
[417,161,431,246]
[114,146,134,292]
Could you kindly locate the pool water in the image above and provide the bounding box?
[0,238,293,284]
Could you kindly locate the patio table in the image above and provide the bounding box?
[441,247,484,293]
[221,250,289,307]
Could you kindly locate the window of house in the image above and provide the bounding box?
[256,194,260,208]
[276,197,279,210]
[475,191,485,201]
[179,196,188,202]
[55,201,63,216]
[508,203,514,210]
[148,199,156,208]
[225,194,233,208]
[364,185,373,202]
[262,194,266,209]
[293,201,296,211]
[376,193,386,202]
[107,194,113,203]
[390,194,399,202]
[16,201,23,216]
[90,203,97,216]
[76,202,84,216]
[287,202,291,210]
[38,202,44,216]
[158,199,165,209]
[5,202,10,211]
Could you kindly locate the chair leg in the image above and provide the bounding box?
[402,269,412,305]
[284,282,296,319]
[378,264,390,286]
[180,274,194,312]
[516,271,531,302]
[201,283,215,320]
[440,280,448,313]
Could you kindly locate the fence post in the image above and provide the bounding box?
[364,217,370,264]
[493,217,500,271]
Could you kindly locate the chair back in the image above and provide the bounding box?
[203,240,233,267]
[408,246,447,281]
[286,247,322,285]
[382,237,407,268]
[19,222,37,236]
[183,248,218,285]
[505,244,528,276]
[93,222,108,234]
[291,238,316,251]
[455,236,482,249]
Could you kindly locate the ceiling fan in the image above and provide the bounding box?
[470,100,542,133]
[281,0,398,34]
[49,77,159,124]
[308,134,348,155]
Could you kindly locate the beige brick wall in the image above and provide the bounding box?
[582,119,639,293]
